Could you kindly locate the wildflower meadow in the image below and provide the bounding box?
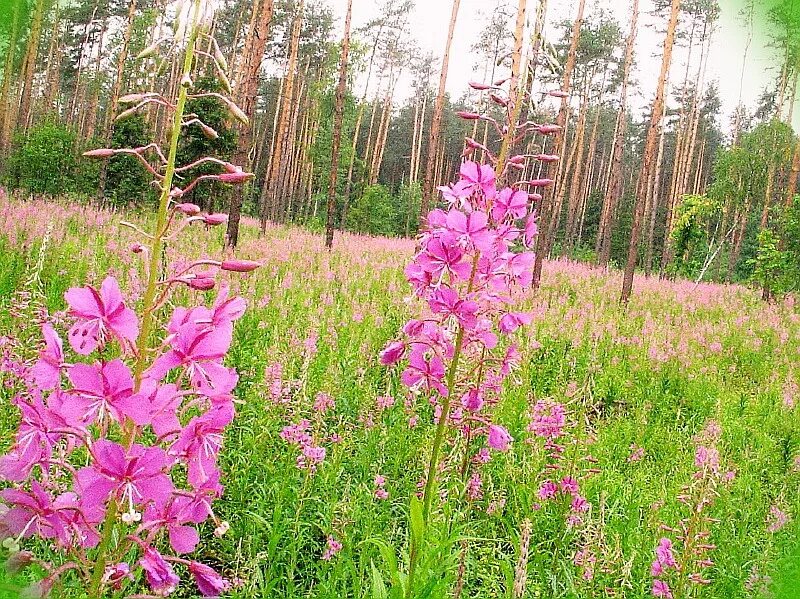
[0,0,798,598]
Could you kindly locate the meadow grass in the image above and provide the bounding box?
[0,193,797,598]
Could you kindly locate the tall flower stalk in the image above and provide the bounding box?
[381,73,564,595]
[0,2,258,597]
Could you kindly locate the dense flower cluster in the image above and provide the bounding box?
[381,159,548,468]
[0,274,246,596]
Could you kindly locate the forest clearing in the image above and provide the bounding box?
[0,0,798,597]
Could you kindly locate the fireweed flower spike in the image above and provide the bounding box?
[381,73,563,596]
[0,1,257,597]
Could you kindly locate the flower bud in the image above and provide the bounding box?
[119,93,152,104]
[203,213,228,226]
[130,243,145,254]
[214,46,228,71]
[175,202,201,215]
[199,122,219,139]
[547,90,569,98]
[115,107,139,121]
[136,40,161,60]
[188,277,216,291]
[456,111,481,120]
[528,178,555,187]
[534,154,560,162]
[226,101,249,126]
[468,81,493,91]
[493,77,509,86]
[218,170,253,184]
[535,124,561,135]
[180,73,193,88]
[169,187,185,198]
[490,93,509,107]
[83,148,116,158]
[508,155,526,165]
[220,259,261,273]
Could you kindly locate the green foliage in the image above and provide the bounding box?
[751,197,800,295]
[669,193,719,276]
[105,113,154,206]
[3,120,98,196]
[346,184,396,236]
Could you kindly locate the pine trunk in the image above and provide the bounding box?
[419,0,461,220]
[17,0,46,134]
[324,0,353,248]
[621,0,681,303]
[226,0,275,247]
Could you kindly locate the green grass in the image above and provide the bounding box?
[0,195,797,598]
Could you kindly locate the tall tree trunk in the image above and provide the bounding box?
[260,0,304,232]
[621,0,681,303]
[324,0,353,248]
[534,0,586,286]
[17,0,46,134]
[419,0,461,220]
[226,0,275,247]
[645,104,667,273]
[0,1,21,156]
[42,1,61,116]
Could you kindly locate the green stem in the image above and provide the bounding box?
[86,6,202,598]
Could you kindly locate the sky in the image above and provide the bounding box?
[323,0,798,134]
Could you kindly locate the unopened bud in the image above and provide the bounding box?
[200,123,219,139]
[547,90,569,98]
[214,46,228,71]
[203,213,228,226]
[218,170,253,184]
[489,93,509,107]
[219,70,233,94]
[534,154,560,162]
[115,107,139,122]
[221,259,261,272]
[528,178,554,188]
[508,155,526,165]
[175,202,201,215]
[180,73,193,88]
[169,187,185,198]
[188,277,216,291]
[529,193,543,201]
[83,148,116,158]
[130,243,145,254]
[468,81,493,91]
[465,138,483,149]
[493,77,509,86]
[535,124,561,135]
[119,93,151,104]
[214,521,230,537]
[226,101,249,126]
[136,40,161,60]
[456,111,481,120]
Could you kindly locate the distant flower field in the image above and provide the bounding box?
[0,191,798,598]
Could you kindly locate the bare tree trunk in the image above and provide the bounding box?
[260,0,304,231]
[645,104,667,273]
[17,0,46,134]
[595,0,636,267]
[0,1,21,156]
[420,0,461,220]
[534,0,586,286]
[41,1,61,117]
[324,0,353,248]
[226,0,275,247]
[621,0,681,303]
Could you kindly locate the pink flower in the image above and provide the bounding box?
[77,440,173,518]
[445,209,493,251]
[379,341,406,365]
[65,277,138,355]
[188,561,230,597]
[461,388,483,412]
[140,546,179,596]
[487,424,512,452]
[31,323,64,389]
[416,234,472,281]
[655,538,677,569]
[65,359,135,426]
[528,401,567,440]
[401,349,448,396]
[537,480,558,500]
[170,404,233,487]
[322,535,342,560]
[652,579,673,598]
[428,286,479,329]
[560,477,579,496]
[459,161,496,196]
[491,188,528,221]
[499,311,533,334]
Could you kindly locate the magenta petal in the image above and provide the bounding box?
[169,524,200,554]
